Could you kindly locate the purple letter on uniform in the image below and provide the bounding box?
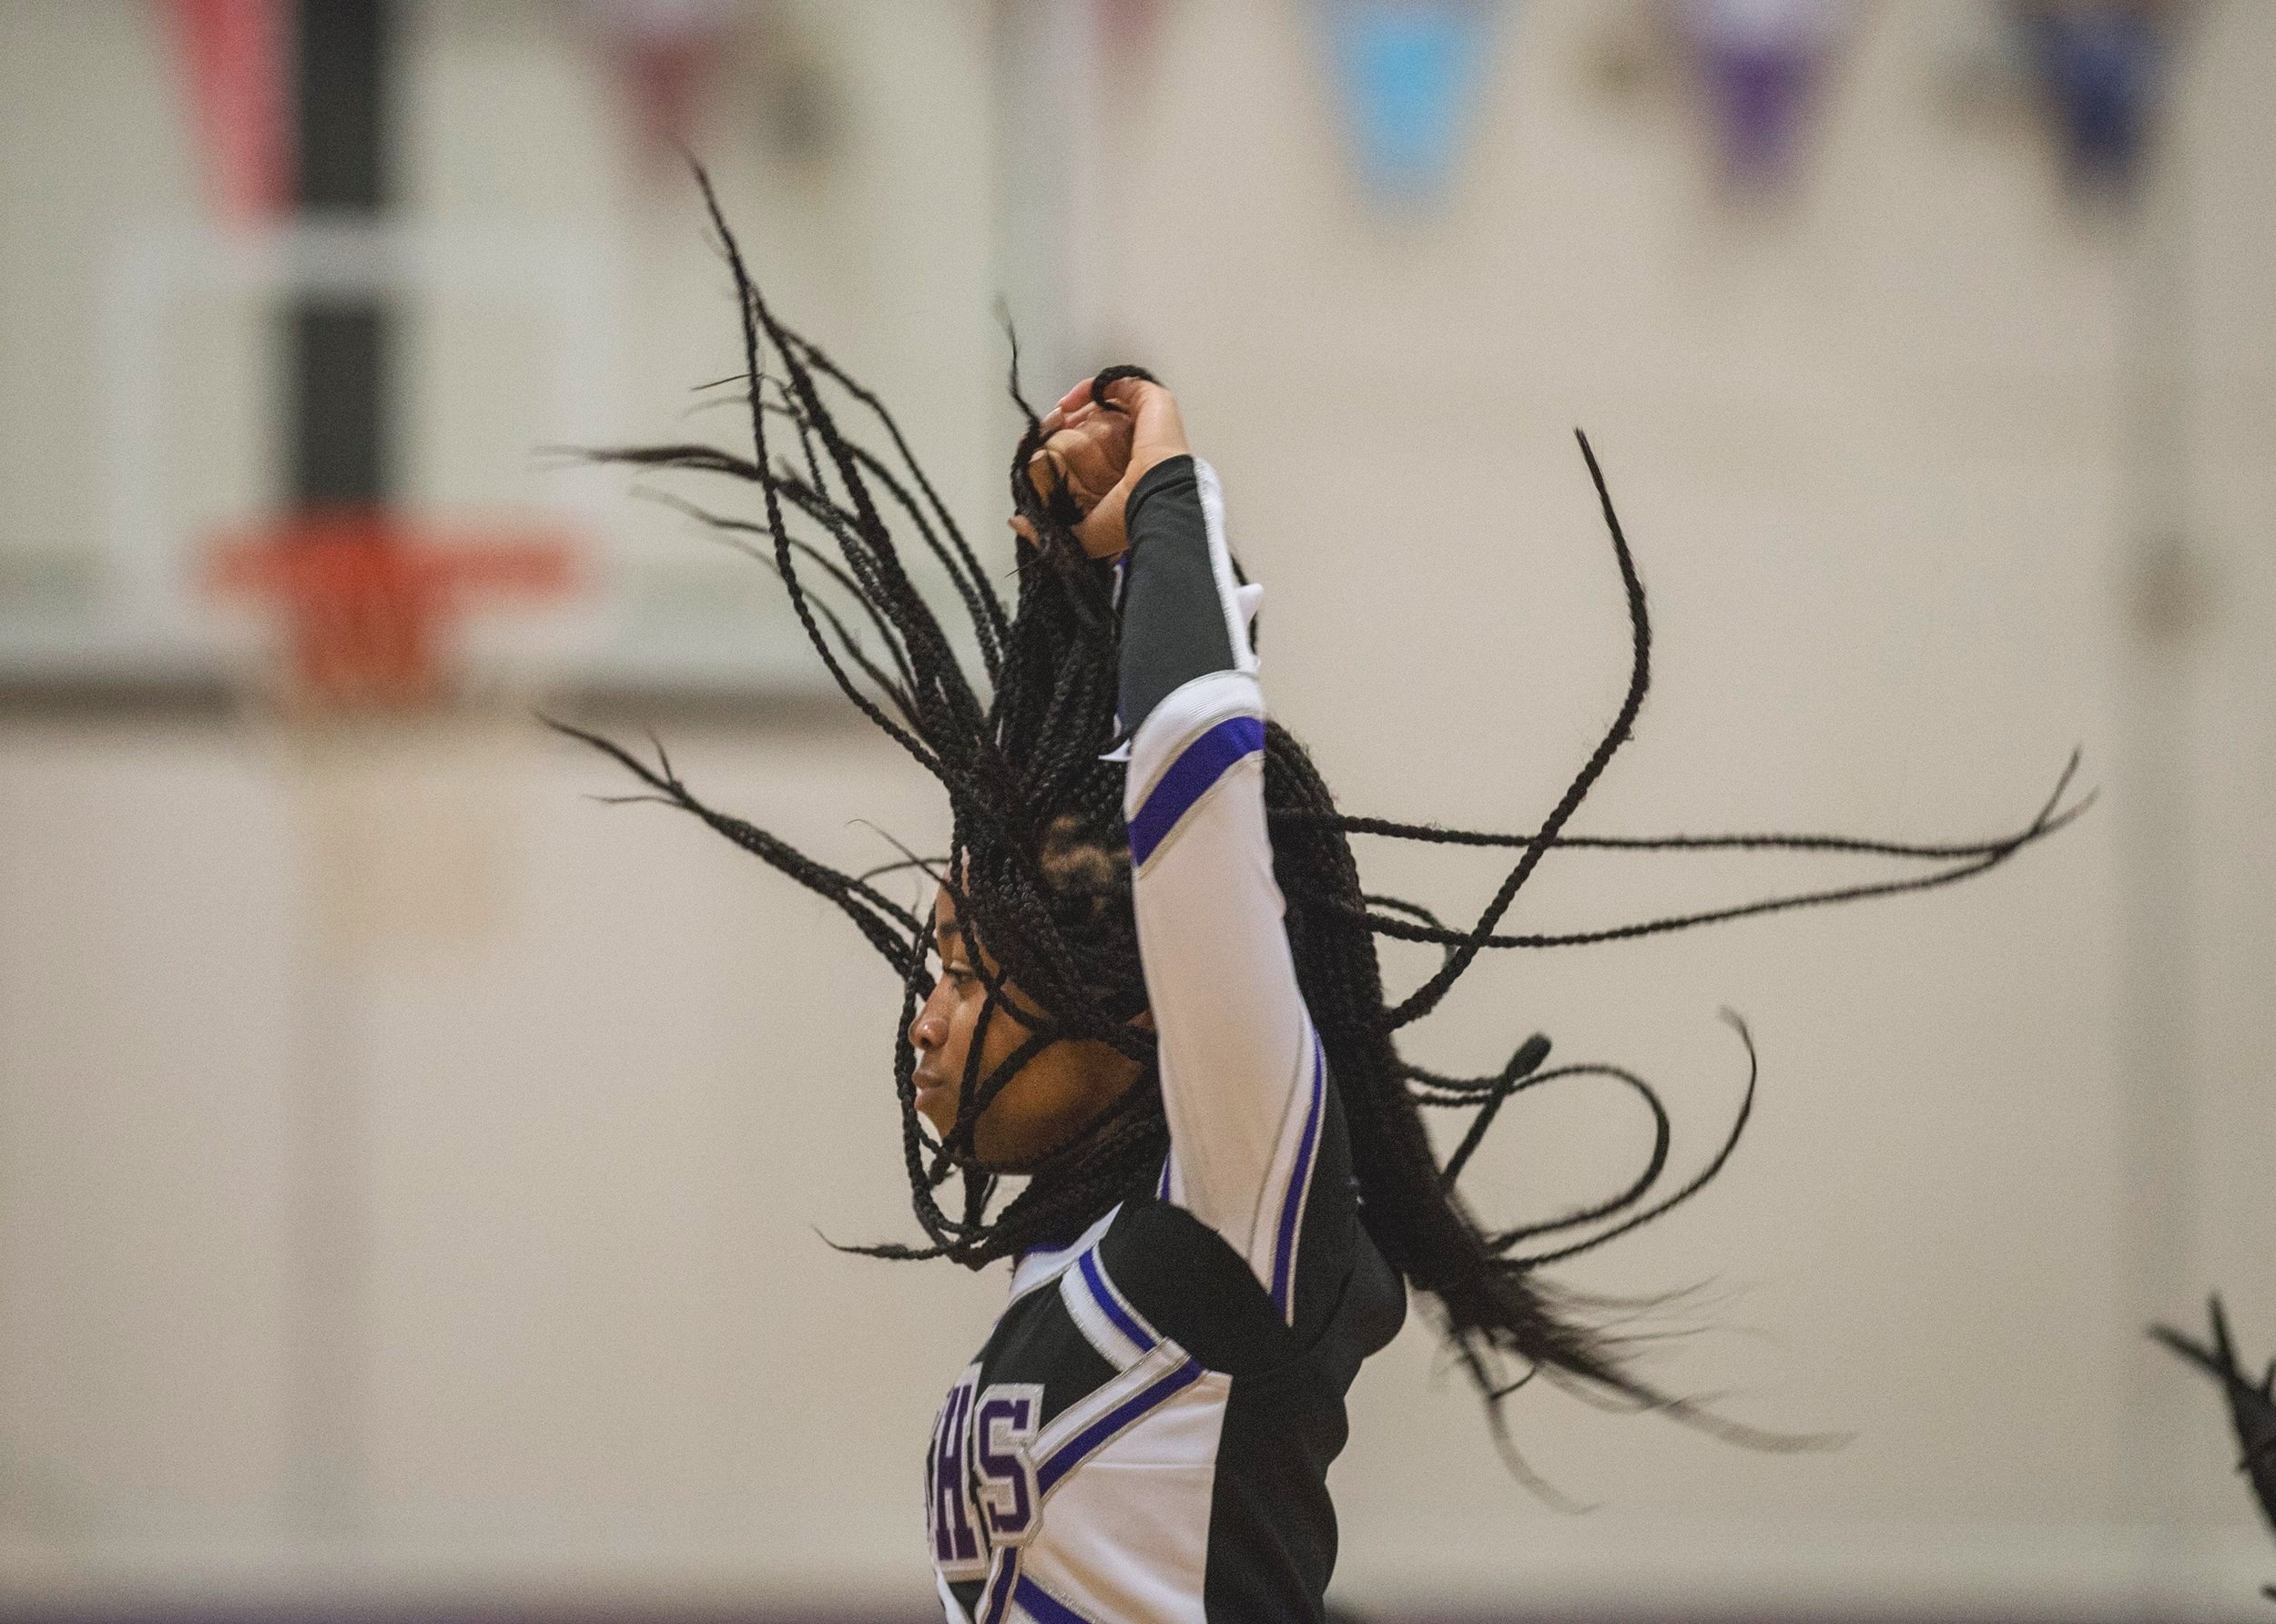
[972,1385,1042,1545]
[930,1375,980,1566]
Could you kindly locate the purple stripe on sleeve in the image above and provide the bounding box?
[1127,714,1265,866]
[1012,1576,1102,1624]
[1269,1034,1326,1320]
[978,1550,1020,1624]
[1036,1358,1203,1497]
[1077,1250,1155,1353]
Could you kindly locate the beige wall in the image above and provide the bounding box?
[3,1,2273,1616]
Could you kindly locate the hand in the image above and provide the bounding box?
[1011,375,1190,561]
[1016,397,1133,553]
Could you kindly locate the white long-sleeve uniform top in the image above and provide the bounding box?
[926,457,1405,1624]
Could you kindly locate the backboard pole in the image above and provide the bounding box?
[278,0,395,1546]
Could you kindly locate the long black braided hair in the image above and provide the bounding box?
[548,171,2088,1468]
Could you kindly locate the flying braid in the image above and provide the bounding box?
[550,169,2086,1457]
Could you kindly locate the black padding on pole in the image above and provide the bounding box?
[287,0,393,508]
[290,303,391,507]
[294,0,391,211]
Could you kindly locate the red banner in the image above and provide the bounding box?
[167,0,292,221]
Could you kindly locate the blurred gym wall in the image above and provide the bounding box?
[2,2,2271,1619]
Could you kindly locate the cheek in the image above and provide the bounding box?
[920,994,1015,1113]
[955,1001,1050,1135]
[972,1042,1120,1164]
[972,1000,1037,1077]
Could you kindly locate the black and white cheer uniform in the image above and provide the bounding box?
[925,455,1407,1624]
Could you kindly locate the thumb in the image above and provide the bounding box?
[1100,376,1188,468]
[1072,466,1135,561]
[1097,374,1165,434]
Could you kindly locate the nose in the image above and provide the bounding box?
[909,979,949,1055]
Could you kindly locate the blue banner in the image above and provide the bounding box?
[2010,1,2176,194]
[1326,1,1500,204]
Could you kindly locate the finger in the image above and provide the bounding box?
[1046,418,1132,507]
[1072,478,1132,560]
[1041,411,1117,459]
[1043,411,1117,459]
[1098,378,1165,431]
[1007,515,1038,546]
[1041,391,1102,433]
[1056,447,1119,510]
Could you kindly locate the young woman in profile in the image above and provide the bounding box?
[554,179,2083,1624]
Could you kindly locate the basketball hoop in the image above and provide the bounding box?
[205,509,579,714]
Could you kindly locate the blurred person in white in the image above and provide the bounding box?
[554,174,2084,1624]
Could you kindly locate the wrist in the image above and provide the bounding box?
[1123,453,1198,539]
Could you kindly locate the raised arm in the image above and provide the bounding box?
[1036,379,1324,1319]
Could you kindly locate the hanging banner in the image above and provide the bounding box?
[2007,0,2179,195]
[1325,0,1501,205]
[586,0,742,159]
[1100,0,1167,79]
[1677,0,1849,190]
[166,0,292,222]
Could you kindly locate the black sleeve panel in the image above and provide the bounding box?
[1119,453,1239,732]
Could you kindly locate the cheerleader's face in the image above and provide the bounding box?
[908,884,1145,1165]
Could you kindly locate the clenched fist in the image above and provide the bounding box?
[1013,375,1191,561]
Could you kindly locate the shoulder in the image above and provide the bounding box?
[1096,1198,1299,1377]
